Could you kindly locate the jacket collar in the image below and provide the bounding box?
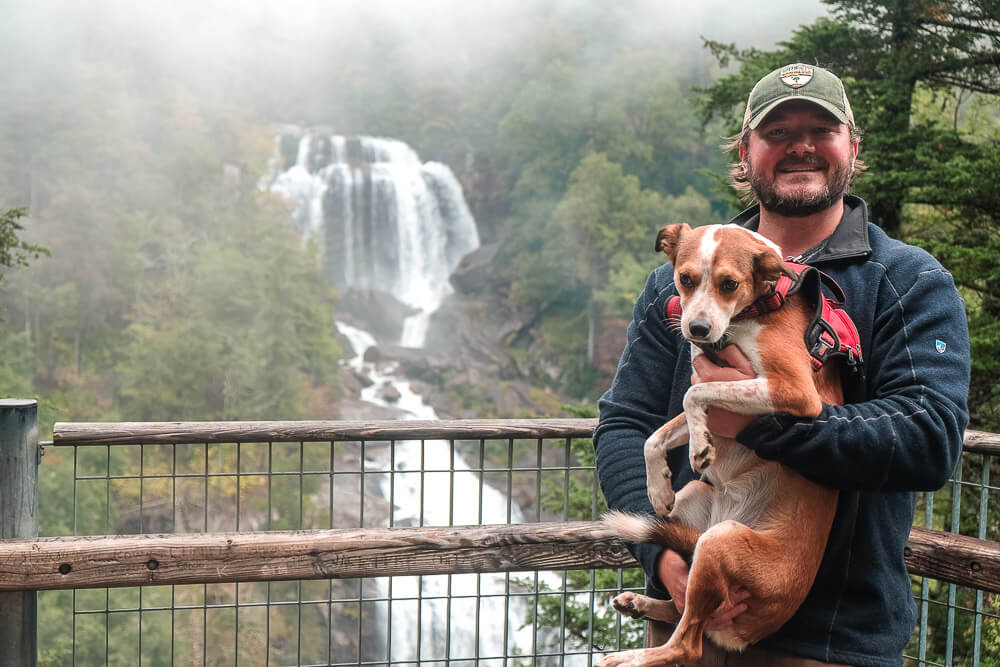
[728,195,873,264]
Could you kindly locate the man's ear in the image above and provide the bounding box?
[655,223,690,266]
[753,249,794,294]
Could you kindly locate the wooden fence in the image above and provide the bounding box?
[1,401,999,665]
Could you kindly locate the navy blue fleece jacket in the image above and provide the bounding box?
[594,196,970,666]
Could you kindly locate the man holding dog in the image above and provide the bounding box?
[595,63,970,666]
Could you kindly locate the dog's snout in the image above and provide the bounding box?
[689,319,712,339]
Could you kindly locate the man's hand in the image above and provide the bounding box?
[657,549,749,629]
[691,345,758,439]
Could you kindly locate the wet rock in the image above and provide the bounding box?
[352,368,374,388]
[338,288,419,343]
[363,344,456,384]
[450,243,500,294]
[334,397,410,420]
[378,381,401,403]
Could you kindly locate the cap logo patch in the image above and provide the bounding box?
[780,65,814,88]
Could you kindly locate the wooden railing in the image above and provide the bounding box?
[1,406,999,664]
[0,418,996,594]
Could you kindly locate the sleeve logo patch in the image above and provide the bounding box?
[935,339,947,353]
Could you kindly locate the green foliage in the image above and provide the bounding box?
[117,231,339,422]
[512,154,716,397]
[0,207,47,281]
[0,71,343,662]
[493,42,733,397]
[0,82,341,429]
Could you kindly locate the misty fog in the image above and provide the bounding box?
[2,0,827,148]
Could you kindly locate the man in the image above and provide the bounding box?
[594,63,970,666]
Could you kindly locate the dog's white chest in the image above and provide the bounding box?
[704,445,779,529]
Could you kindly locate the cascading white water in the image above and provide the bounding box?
[269,134,480,347]
[336,322,533,661]
[265,132,547,662]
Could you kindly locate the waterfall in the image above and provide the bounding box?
[269,133,480,347]
[335,321,533,662]
[268,130,532,660]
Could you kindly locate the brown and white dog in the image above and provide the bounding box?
[599,223,843,667]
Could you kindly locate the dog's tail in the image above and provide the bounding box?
[603,510,700,562]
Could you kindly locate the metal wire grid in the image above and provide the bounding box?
[36,440,1000,666]
[37,437,647,666]
[907,451,1000,667]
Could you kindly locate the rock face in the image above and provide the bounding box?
[332,240,599,420]
[338,287,419,343]
[423,244,535,382]
[448,243,500,294]
[415,243,579,418]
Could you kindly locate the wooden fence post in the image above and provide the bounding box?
[0,399,38,667]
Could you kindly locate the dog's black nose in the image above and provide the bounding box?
[689,319,712,339]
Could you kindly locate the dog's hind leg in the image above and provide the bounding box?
[611,591,681,625]
[644,413,688,516]
[618,523,753,666]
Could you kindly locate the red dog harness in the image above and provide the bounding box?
[665,261,864,374]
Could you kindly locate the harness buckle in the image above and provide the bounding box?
[816,333,836,351]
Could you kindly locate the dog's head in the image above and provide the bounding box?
[656,223,792,344]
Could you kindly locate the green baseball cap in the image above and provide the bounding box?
[743,63,855,130]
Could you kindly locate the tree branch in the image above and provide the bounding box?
[928,72,1000,95]
[921,52,1000,78]
[917,17,1000,40]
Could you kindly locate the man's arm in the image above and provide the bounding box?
[737,266,970,491]
[594,267,680,595]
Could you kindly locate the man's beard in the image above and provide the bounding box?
[747,156,853,217]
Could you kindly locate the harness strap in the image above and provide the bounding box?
[664,261,864,375]
[803,274,863,373]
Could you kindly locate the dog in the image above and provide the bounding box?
[599,222,854,666]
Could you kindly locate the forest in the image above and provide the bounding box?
[2,0,998,431]
[1,0,998,665]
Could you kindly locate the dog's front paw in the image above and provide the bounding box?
[647,468,675,517]
[689,431,715,473]
[651,494,674,518]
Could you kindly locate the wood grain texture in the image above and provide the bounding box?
[962,429,1000,455]
[0,400,38,666]
[52,420,997,458]
[52,418,601,446]
[1,521,998,594]
[906,525,1000,592]
[0,522,633,591]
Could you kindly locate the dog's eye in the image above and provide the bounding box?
[678,274,694,288]
[720,279,739,293]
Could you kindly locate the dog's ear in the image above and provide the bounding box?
[655,224,690,265]
[753,249,795,293]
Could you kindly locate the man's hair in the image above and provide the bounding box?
[724,123,867,202]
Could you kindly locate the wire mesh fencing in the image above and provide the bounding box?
[907,448,1000,667]
[37,429,647,666]
[31,422,1000,666]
